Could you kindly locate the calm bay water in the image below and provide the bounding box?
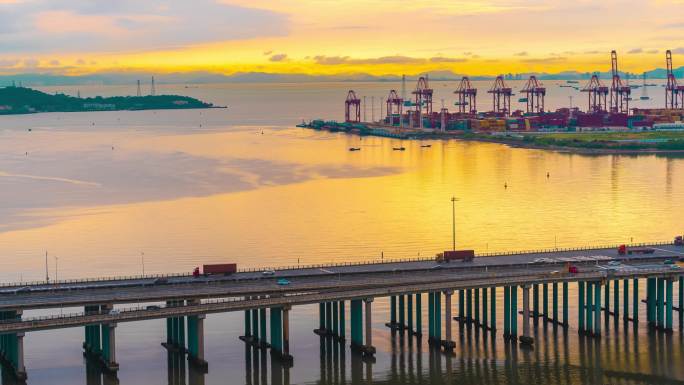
[0,82,683,384]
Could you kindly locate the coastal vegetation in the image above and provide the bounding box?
[0,86,213,115]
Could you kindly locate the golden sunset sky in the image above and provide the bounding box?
[1,0,684,76]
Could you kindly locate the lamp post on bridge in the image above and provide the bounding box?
[451,196,459,251]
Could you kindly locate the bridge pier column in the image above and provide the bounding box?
[586,282,593,335]
[562,282,568,328]
[0,310,26,381]
[466,289,472,324]
[532,284,539,318]
[657,277,665,330]
[259,308,268,348]
[389,296,397,329]
[428,292,434,340]
[338,301,346,341]
[270,306,292,365]
[503,286,510,338]
[666,278,674,331]
[434,291,442,343]
[102,323,119,372]
[252,308,259,343]
[542,283,548,322]
[623,279,630,322]
[594,282,601,337]
[510,285,518,340]
[647,277,656,327]
[482,287,488,329]
[363,298,375,356]
[578,282,585,333]
[186,299,208,371]
[604,280,610,315]
[332,301,339,337]
[442,290,455,351]
[283,305,292,362]
[415,293,422,336]
[398,295,405,329]
[520,285,533,346]
[325,302,333,335]
[614,279,620,318]
[633,278,639,323]
[15,332,25,381]
[490,287,496,332]
[680,277,684,328]
[407,294,414,334]
[241,310,252,343]
[163,300,186,352]
[474,288,480,327]
[552,282,558,325]
[317,303,325,334]
[350,299,363,350]
[458,290,464,323]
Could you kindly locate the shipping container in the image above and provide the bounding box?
[203,263,237,275]
[442,250,475,262]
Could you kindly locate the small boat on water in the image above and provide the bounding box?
[349,147,361,151]
[393,147,406,151]
[421,144,432,148]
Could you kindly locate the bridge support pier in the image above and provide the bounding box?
[458,290,464,324]
[490,287,496,332]
[441,291,455,351]
[562,282,569,328]
[520,285,533,346]
[510,285,518,340]
[388,296,397,329]
[186,301,208,371]
[83,305,118,373]
[407,294,414,334]
[503,286,510,338]
[680,277,684,328]
[578,281,585,333]
[474,288,480,327]
[240,309,253,343]
[552,282,558,325]
[398,295,405,330]
[613,279,620,319]
[164,301,186,352]
[339,301,346,341]
[586,282,594,335]
[269,306,293,365]
[633,278,639,323]
[363,298,375,356]
[623,279,629,322]
[542,283,548,322]
[666,278,674,331]
[533,284,539,319]
[0,310,26,381]
[466,289,472,325]
[647,277,656,327]
[594,282,601,337]
[415,293,422,336]
[481,287,488,329]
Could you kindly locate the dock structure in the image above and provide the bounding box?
[0,242,682,380]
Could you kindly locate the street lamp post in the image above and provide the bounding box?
[452,199,455,251]
[141,252,145,276]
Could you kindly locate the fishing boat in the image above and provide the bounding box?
[349,147,361,151]
[393,147,406,151]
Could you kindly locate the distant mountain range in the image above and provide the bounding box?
[3,67,684,86]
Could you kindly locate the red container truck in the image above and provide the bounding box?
[441,250,475,262]
[193,263,237,277]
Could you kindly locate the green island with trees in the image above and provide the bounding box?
[0,86,215,115]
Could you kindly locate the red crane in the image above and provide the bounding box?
[520,75,546,114]
[344,90,361,123]
[386,89,403,126]
[454,76,477,114]
[581,75,608,113]
[665,50,684,109]
[609,50,631,114]
[487,76,512,116]
[412,76,433,117]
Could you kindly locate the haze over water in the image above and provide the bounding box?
[1,82,683,385]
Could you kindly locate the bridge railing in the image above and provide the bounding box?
[0,240,674,288]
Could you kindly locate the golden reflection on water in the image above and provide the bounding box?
[0,127,682,280]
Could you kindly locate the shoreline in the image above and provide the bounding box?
[300,123,684,155]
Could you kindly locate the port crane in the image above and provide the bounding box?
[344,90,361,123]
[487,76,512,116]
[609,50,631,114]
[666,50,684,109]
[519,76,546,114]
[412,76,433,115]
[386,90,403,126]
[581,75,609,113]
[454,76,477,114]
